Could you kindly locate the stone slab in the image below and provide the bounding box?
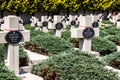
[74,48,100,57]
[20,66,33,73]
[24,49,49,65]
[20,73,43,80]
[117,46,120,51]
[105,66,120,74]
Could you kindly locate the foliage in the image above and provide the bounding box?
[25,30,73,56]
[105,34,120,46]
[29,34,74,56]
[30,30,49,40]
[48,30,55,35]
[99,30,108,37]
[103,52,120,65]
[102,20,114,24]
[32,51,118,80]
[19,44,27,59]
[61,30,80,47]
[0,44,4,61]
[24,24,34,31]
[92,37,117,55]
[61,30,71,41]
[19,45,28,66]
[0,62,21,80]
[1,0,120,13]
[102,27,120,35]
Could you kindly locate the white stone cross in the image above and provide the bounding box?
[48,16,54,30]
[41,16,48,32]
[69,15,77,29]
[112,15,117,25]
[54,15,63,37]
[71,16,99,52]
[116,20,120,28]
[0,15,30,75]
[30,16,38,27]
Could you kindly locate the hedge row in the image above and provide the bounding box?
[1,0,120,13]
[32,51,119,80]
[92,37,117,55]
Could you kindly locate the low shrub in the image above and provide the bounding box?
[61,30,71,41]
[61,30,80,48]
[99,30,108,37]
[19,45,28,66]
[24,24,34,31]
[32,51,118,80]
[30,30,48,38]
[0,44,4,61]
[25,34,74,56]
[48,30,55,35]
[102,20,114,24]
[105,35,120,46]
[103,27,120,35]
[92,37,117,55]
[103,52,120,70]
[0,62,21,80]
[70,38,79,48]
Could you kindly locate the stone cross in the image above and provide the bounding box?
[65,16,70,26]
[69,15,77,29]
[48,16,54,30]
[71,16,99,52]
[116,13,120,28]
[0,15,30,75]
[54,15,63,37]
[41,16,48,32]
[116,19,120,28]
[30,16,38,27]
[112,15,117,25]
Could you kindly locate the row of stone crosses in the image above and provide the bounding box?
[30,13,120,33]
[29,14,101,37]
[0,13,120,76]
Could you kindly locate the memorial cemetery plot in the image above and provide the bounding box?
[1,13,120,80]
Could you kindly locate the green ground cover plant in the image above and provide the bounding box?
[92,37,117,55]
[103,52,120,70]
[32,51,119,80]
[25,31,74,56]
[105,35,120,46]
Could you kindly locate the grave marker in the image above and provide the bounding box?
[70,20,76,29]
[71,16,99,52]
[116,19,120,28]
[41,16,48,32]
[48,18,54,29]
[30,16,38,27]
[54,15,63,37]
[0,15,30,75]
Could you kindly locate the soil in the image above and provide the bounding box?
[19,57,28,67]
[36,68,60,80]
[25,43,48,56]
[108,59,120,70]
[70,40,79,48]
